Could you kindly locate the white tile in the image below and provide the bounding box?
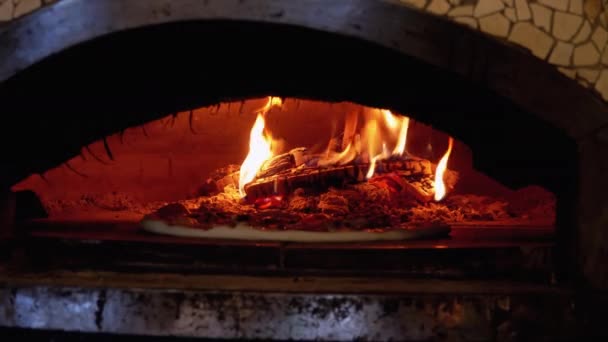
[504,8,517,21]
[530,4,553,32]
[13,0,41,18]
[509,22,555,59]
[454,16,479,29]
[573,20,592,44]
[538,0,569,11]
[479,12,511,37]
[578,68,600,82]
[569,0,583,15]
[573,42,600,66]
[427,0,451,15]
[474,0,505,17]
[515,0,531,20]
[583,0,601,22]
[553,11,583,41]
[601,46,608,65]
[448,5,474,17]
[549,41,574,65]
[0,0,13,21]
[558,67,577,78]
[591,26,608,51]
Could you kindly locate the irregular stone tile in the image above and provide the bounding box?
[578,68,601,82]
[573,42,601,65]
[591,26,608,50]
[504,7,517,21]
[502,0,514,7]
[600,10,608,28]
[479,12,511,37]
[474,0,505,17]
[573,20,593,43]
[558,67,577,78]
[13,0,41,18]
[584,0,601,22]
[515,0,532,20]
[448,5,474,16]
[509,22,555,59]
[448,0,462,5]
[400,0,427,9]
[531,3,553,32]
[455,16,479,29]
[553,11,584,41]
[549,41,575,65]
[0,0,13,21]
[594,69,608,100]
[601,46,608,64]
[427,0,451,15]
[569,0,584,14]
[538,0,569,11]
[578,78,591,87]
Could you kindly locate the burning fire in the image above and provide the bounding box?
[238,99,454,201]
[238,97,282,196]
[434,137,454,201]
[317,108,411,178]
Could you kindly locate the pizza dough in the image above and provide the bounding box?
[141,219,450,242]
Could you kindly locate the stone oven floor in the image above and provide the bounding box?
[1,215,555,282]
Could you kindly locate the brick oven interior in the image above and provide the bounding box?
[0,0,607,341]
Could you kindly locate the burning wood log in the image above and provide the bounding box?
[244,157,436,200]
[256,152,295,179]
[256,148,308,179]
[195,164,240,196]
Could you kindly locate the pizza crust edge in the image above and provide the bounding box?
[141,219,450,242]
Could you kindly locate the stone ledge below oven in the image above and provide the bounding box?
[0,270,588,341]
[0,269,568,295]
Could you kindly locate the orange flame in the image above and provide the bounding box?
[392,116,409,156]
[319,108,410,178]
[434,137,454,201]
[238,97,282,197]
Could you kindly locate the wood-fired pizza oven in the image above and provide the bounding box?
[0,0,607,340]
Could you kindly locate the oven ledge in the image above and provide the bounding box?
[0,270,583,341]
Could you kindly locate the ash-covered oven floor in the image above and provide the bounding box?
[9,209,554,282]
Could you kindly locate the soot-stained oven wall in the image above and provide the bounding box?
[0,0,606,290]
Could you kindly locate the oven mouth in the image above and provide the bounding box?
[0,7,580,284]
[7,97,556,281]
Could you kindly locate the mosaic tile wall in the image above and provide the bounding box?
[1,0,608,100]
[0,0,54,21]
[399,0,608,100]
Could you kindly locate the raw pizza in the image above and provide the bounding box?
[140,170,452,242]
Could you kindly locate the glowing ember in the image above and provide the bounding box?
[254,195,284,209]
[238,97,282,196]
[434,137,454,201]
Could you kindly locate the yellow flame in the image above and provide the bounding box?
[364,119,380,179]
[381,109,398,129]
[367,143,390,179]
[318,108,410,177]
[434,137,454,201]
[318,143,355,167]
[238,97,282,197]
[392,116,409,156]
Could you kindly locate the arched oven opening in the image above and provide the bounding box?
[4,0,608,338]
[0,18,573,280]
